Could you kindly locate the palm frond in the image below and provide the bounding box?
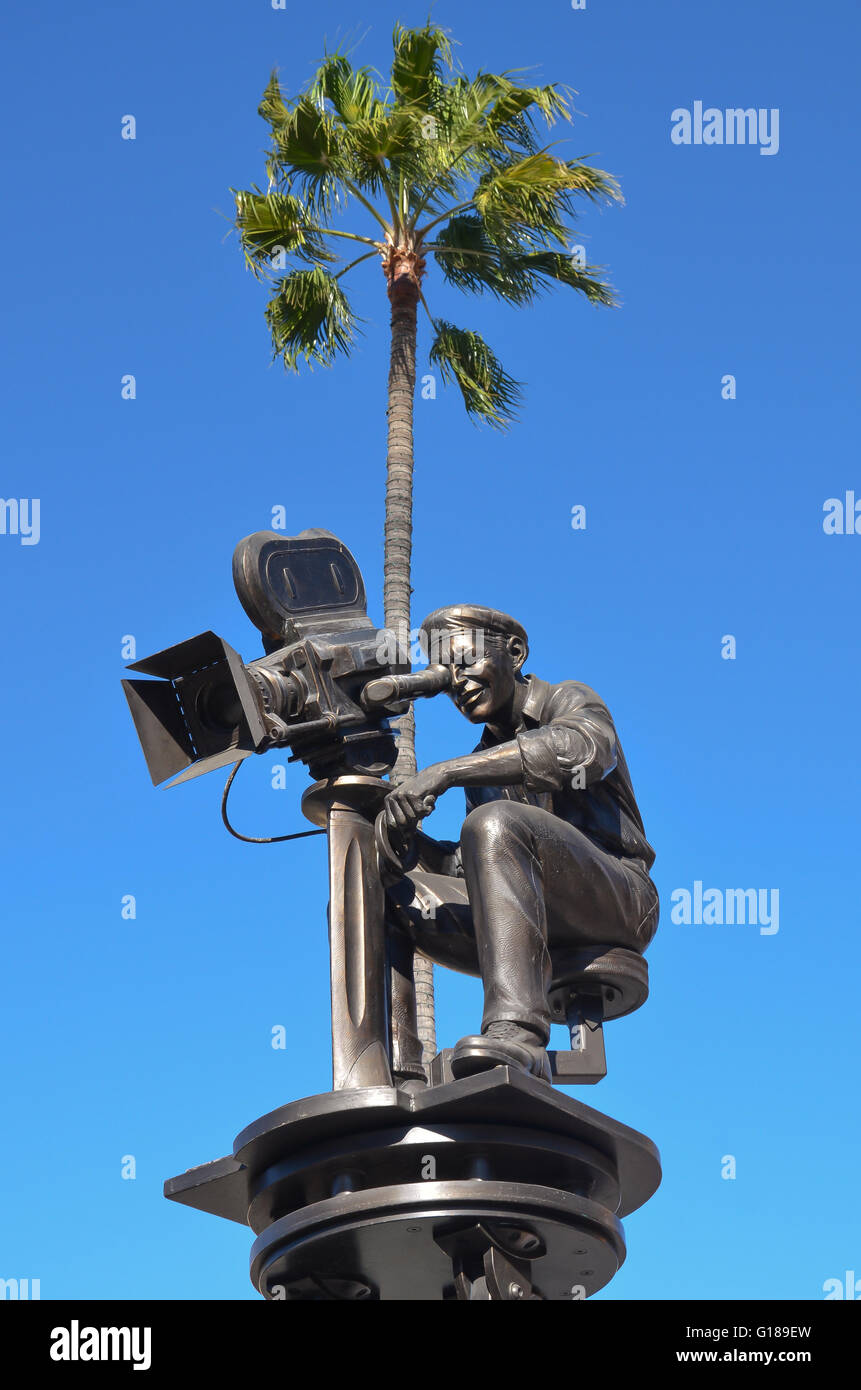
[344,109,420,189]
[233,188,335,275]
[507,250,618,305]
[429,320,523,429]
[469,152,620,247]
[267,97,349,216]
[266,267,358,370]
[258,70,290,130]
[481,76,570,149]
[310,54,382,124]
[406,75,573,220]
[431,214,534,302]
[558,158,624,204]
[476,150,618,213]
[391,22,452,108]
[431,212,617,306]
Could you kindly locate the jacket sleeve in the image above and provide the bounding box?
[515,685,618,792]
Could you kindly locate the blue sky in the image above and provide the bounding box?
[1,0,859,1300]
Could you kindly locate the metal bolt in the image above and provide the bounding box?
[509,1282,525,1298]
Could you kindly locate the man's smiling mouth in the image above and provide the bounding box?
[459,686,486,710]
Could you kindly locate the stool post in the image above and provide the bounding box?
[548,988,607,1086]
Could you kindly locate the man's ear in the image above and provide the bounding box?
[507,635,528,672]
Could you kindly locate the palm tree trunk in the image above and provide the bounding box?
[385,261,436,1065]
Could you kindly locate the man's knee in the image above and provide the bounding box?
[461,800,526,856]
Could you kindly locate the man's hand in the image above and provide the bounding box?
[384,767,449,837]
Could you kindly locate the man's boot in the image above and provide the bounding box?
[450,1021,552,1083]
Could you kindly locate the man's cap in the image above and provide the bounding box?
[420,604,528,652]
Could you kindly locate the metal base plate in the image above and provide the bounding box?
[165,1070,660,1301]
[251,1181,625,1301]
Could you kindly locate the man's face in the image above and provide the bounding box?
[444,630,518,724]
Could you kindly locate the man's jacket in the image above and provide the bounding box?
[460,674,656,873]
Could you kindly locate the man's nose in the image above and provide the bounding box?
[451,667,472,692]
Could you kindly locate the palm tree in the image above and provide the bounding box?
[232,22,622,1064]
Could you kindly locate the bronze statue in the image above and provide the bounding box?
[127,532,662,1300]
[381,604,658,1084]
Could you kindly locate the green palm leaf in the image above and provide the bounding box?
[266,267,358,370]
[431,216,617,307]
[258,70,290,130]
[233,189,336,275]
[268,98,349,216]
[429,321,523,429]
[391,22,452,108]
[474,151,621,238]
[432,214,534,302]
[509,250,618,305]
[311,54,383,125]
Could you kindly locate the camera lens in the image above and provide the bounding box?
[196,679,243,731]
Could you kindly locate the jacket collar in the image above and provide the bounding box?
[519,673,550,728]
[480,674,549,743]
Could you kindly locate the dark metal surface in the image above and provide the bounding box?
[324,782,392,1089]
[165,1071,660,1301]
[122,531,420,788]
[547,994,608,1084]
[122,631,263,787]
[123,528,663,1299]
[378,603,660,1083]
[166,1070,660,1218]
[251,1183,625,1301]
[232,530,368,644]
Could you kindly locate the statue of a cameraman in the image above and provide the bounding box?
[380,605,659,1085]
[132,535,665,1301]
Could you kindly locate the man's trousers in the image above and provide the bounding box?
[386,800,659,1066]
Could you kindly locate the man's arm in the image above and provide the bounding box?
[515,697,618,792]
[435,688,618,797]
[434,742,524,790]
[408,746,525,876]
[384,685,618,835]
[382,744,523,837]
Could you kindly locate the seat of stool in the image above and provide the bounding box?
[548,945,649,1022]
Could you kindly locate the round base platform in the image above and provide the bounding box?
[252,1180,625,1300]
[165,1070,661,1302]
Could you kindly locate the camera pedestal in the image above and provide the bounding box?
[165,1069,660,1301]
[300,776,394,1090]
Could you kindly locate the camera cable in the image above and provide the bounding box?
[221,759,326,844]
